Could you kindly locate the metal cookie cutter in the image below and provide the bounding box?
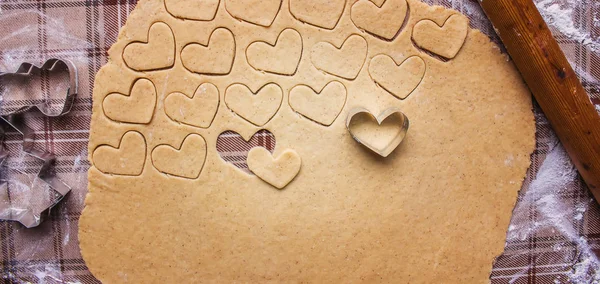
[346,107,409,158]
[0,58,77,228]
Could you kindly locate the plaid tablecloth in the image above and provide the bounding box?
[1,0,600,283]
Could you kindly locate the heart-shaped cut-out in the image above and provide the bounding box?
[164,83,220,128]
[151,134,207,179]
[217,129,275,173]
[289,81,347,126]
[368,55,426,100]
[246,28,302,75]
[165,0,220,21]
[103,78,157,124]
[123,22,175,71]
[350,0,408,40]
[247,147,301,189]
[225,0,282,27]
[181,28,236,75]
[92,131,147,175]
[225,83,283,126]
[310,34,367,80]
[289,0,346,30]
[346,108,409,157]
[412,14,469,59]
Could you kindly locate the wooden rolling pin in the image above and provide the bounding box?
[478,0,600,202]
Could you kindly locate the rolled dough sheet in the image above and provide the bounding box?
[80,0,536,282]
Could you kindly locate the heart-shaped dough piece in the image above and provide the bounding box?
[289,0,346,30]
[368,55,426,100]
[246,28,302,75]
[225,0,281,27]
[289,81,347,126]
[225,83,283,126]
[151,134,207,179]
[92,131,147,175]
[164,0,220,21]
[412,14,469,59]
[103,78,157,124]
[164,83,220,128]
[346,108,409,157]
[247,147,301,189]
[123,22,175,71]
[181,28,236,75]
[351,0,407,40]
[310,34,367,80]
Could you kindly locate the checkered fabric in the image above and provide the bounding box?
[0,0,599,283]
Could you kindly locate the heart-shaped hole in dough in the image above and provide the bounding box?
[346,107,409,157]
[217,129,275,173]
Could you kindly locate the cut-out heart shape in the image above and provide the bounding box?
[247,147,301,189]
[181,28,236,75]
[165,0,220,21]
[92,131,147,175]
[123,22,175,71]
[225,0,282,27]
[217,129,275,172]
[368,55,426,100]
[289,0,346,30]
[346,108,409,157]
[246,28,303,76]
[310,34,367,80]
[103,78,157,124]
[151,134,207,179]
[289,81,347,126]
[225,83,283,126]
[351,0,408,40]
[164,82,220,128]
[412,14,469,59]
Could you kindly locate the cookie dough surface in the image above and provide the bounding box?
[80,0,536,282]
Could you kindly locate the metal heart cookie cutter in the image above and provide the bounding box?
[0,58,77,228]
[346,107,409,157]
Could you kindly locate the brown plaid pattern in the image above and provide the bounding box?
[1,0,599,283]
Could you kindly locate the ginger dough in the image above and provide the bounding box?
[80,0,535,282]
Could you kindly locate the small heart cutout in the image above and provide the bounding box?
[151,134,207,179]
[289,81,347,126]
[310,34,367,80]
[93,131,147,175]
[225,0,282,27]
[351,0,408,40]
[289,0,346,30]
[368,55,425,100]
[412,14,469,59]
[225,83,283,126]
[346,108,409,157]
[123,22,175,71]
[247,147,301,189]
[246,28,303,75]
[217,129,275,172]
[165,0,220,21]
[103,78,157,124]
[181,28,236,75]
[164,82,220,128]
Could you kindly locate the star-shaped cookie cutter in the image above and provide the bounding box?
[0,58,77,228]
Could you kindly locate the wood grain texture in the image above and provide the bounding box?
[480,0,600,201]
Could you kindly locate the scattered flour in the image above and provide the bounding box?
[535,0,600,52]
[506,132,600,283]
